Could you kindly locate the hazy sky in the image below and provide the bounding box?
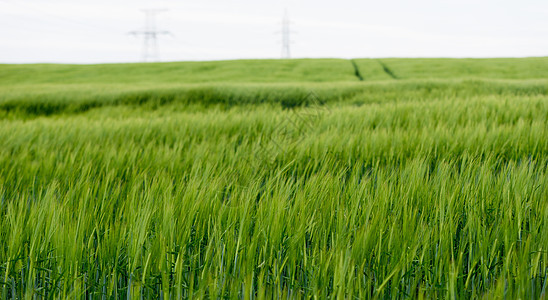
[1,0,547,63]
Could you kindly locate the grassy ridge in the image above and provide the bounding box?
[0,80,547,116]
[0,58,547,298]
[1,58,547,117]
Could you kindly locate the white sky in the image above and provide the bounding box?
[1,0,547,63]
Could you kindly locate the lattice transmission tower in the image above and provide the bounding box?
[281,9,293,59]
[130,9,170,62]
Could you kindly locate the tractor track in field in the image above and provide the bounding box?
[377,59,398,79]
[349,59,364,81]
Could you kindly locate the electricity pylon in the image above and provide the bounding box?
[130,9,170,62]
[281,9,293,59]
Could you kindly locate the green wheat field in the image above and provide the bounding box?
[0,58,547,299]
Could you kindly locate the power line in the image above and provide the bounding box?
[130,9,171,62]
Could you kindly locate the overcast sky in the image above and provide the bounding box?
[1,0,547,63]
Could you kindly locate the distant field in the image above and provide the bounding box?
[368,57,548,79]
[0,58,547,298]
[2,57,547,85]
[0,59,361,84]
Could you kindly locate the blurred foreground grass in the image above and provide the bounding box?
[0,58,547,298]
